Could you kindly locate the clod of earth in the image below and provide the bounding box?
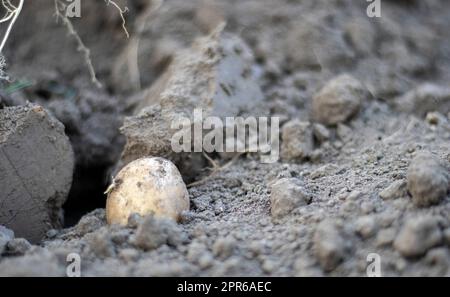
[280,120,314,162]
[313,220,347,272]
[394,84,450,117]
[270,178,311,219]
[312,74,370,126]
[118,24,265,181]
[106,157,189,225]
[394,216,443,258]
[406,151,449,207]
[0,104,74,243]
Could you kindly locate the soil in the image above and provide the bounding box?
[0,0,450,276]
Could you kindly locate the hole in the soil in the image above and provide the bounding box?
[63,165,109,227]
[34,89,53,100]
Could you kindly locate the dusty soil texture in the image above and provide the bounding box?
[0,0,450,276]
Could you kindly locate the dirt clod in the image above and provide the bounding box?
[281,120,314,162]
[312,74,369,126]
[394,216,443,258]
[407,152,449,207]
[313,220,346,272]
[0,104,74,243]
[131,215,185,251]
[270,178,311,219]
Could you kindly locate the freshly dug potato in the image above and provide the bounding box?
[106,157,189,225]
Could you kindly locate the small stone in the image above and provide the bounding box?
[262,260,276,273]
[394,216,442,257]
[6,238,32,256]
[407,152,448,207]
[354,216,377,239]
[379,180,407,200]
[314,220,346,272]
[312,74,369,126]
[425,112,441,125]
[270,178,311,219]
[281,120,314,161]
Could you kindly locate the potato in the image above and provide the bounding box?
[106,157,189,225]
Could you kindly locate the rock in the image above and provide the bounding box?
[395,84,450,117]
[394,216,442,258]
[0,104,74,243]
[407,152,448,207]
[119,25,264,180]
[106,157,189,225]
[379,180,407,200]
[313,220,346,272]
[312,74,369,126]
[131,215,185,251]
[270,178,311,219]
[281,120,314,161]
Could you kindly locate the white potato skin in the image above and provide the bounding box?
[106,157,189,225]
